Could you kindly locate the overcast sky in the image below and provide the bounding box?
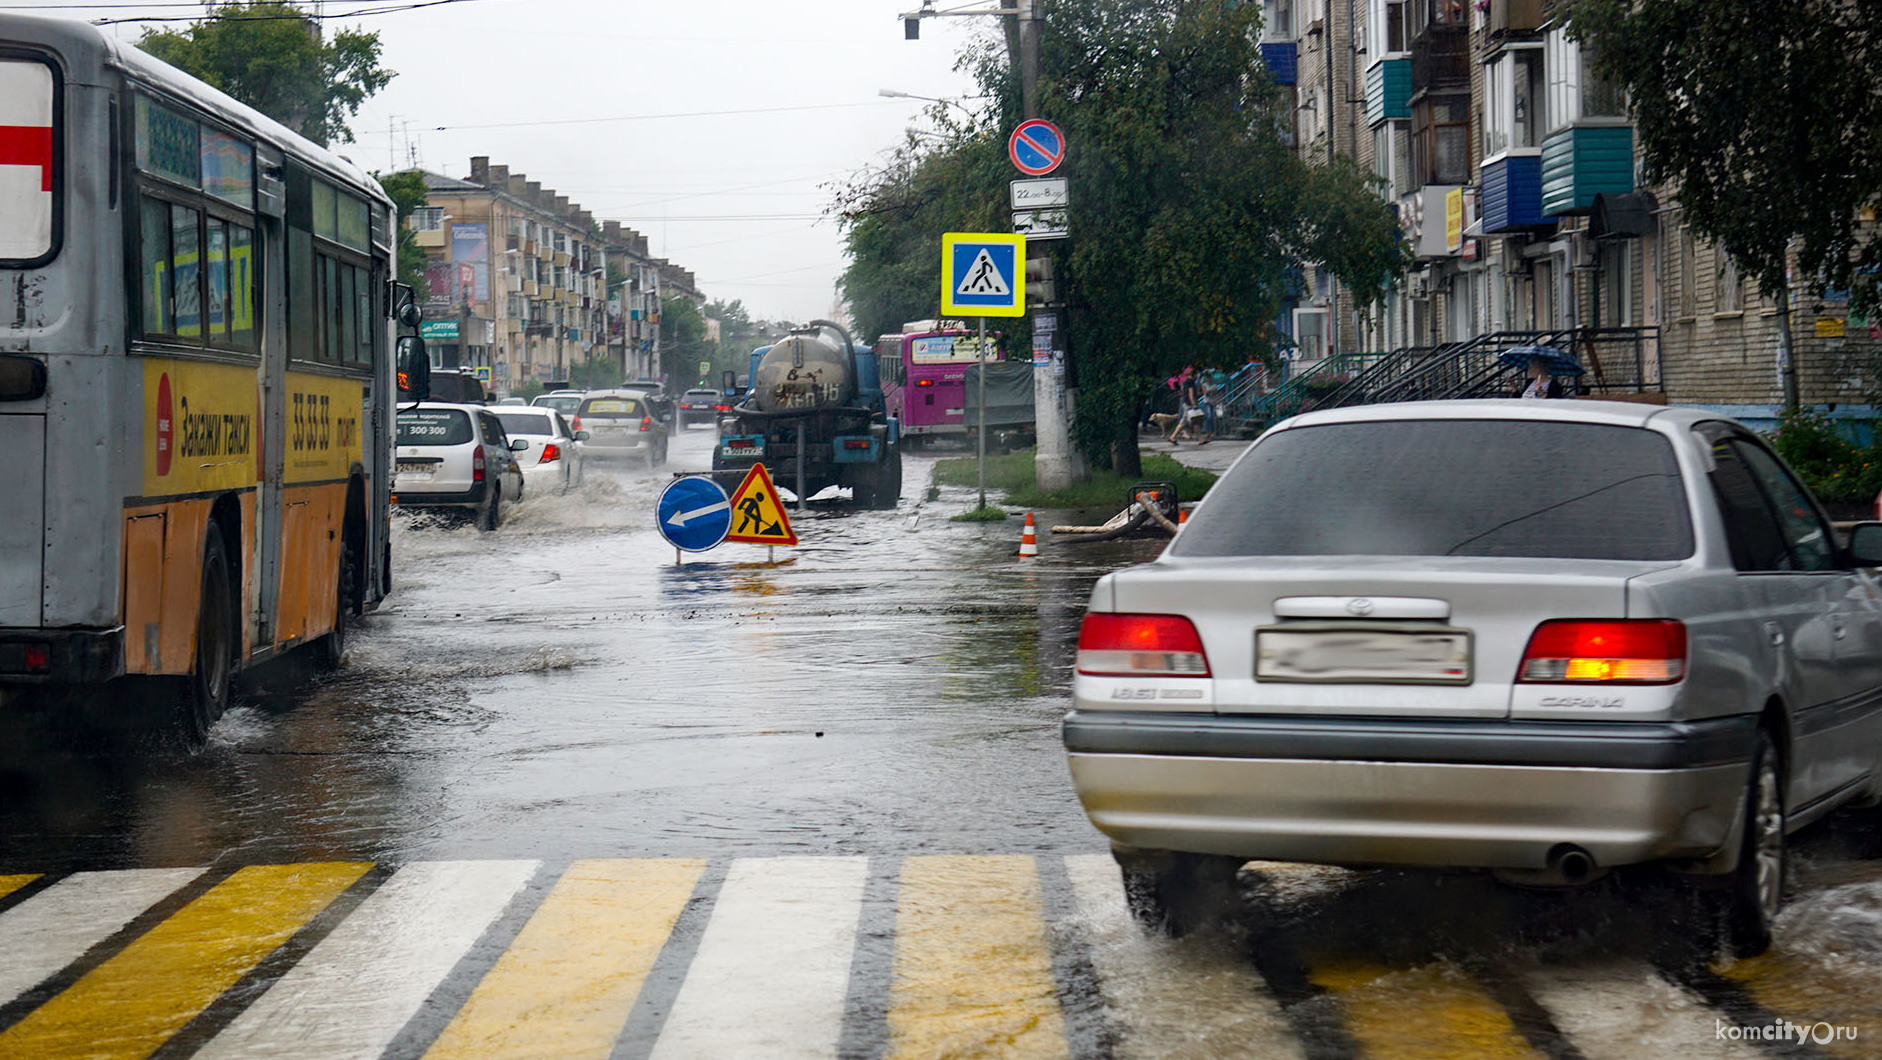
[71,0,990,322]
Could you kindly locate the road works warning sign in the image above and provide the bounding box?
[940,233,1025,317]
[725,463,798,546]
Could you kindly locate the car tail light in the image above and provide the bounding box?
[1077,613,1211,676]
[714,404,730,412]
[842,438,872,450]
[541,443,560,463]
[25,644,48,672]
[640,416,651,432]
[472,446,486,483]
[1518,620,1687,684]
[572,415,582,432]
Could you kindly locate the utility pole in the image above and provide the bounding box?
[902,0,1078,491]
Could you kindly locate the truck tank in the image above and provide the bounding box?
[752,333,857,413]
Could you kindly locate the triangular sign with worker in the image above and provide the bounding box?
[724,463,798,546]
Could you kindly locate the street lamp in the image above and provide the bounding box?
[878,88,981,121]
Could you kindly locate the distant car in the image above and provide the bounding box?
[494,408,587,494]
[393,403,527,530]
[426,369,488,405]
[496,397,528,406]
[530,392,584,418]
[679,388,724,428]
[622,380,676,425]
[576,389,668,468]
[1066,400,1882,957]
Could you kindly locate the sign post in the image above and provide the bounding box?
[942,233,1026,511]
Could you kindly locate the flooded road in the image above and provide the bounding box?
[5,428,1882,1057]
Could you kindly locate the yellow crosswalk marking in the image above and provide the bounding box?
[1311,960,1542,1060]
[423,858,705,1060]
[1719,953,1876,1058]
[0,862,368,1060]
[887,855,1069,1060]
[0,874,38,901]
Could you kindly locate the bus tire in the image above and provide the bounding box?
[181,521,237,745]
[314,506,359,670]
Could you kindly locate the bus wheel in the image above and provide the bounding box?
[182,522,237,745]
[314,515,358,670]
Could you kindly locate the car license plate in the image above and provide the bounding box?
[396,462,434,474]
[721,435,763,457]
[1256,626,1472,684]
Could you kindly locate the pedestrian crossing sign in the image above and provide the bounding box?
[725,463,798,546]
[941,233,1026,317]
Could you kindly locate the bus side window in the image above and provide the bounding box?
[229,224,256,348]
[139,197,170,335]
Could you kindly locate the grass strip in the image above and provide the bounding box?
[932,449,1218,509]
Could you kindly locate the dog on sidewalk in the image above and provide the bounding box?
[1148,410,1203,443]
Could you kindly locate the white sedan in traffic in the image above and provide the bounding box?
[492,408,586,495]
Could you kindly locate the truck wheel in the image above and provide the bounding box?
[1113,847,1244,938]
[870,447,903,510]
[180,522,237,746]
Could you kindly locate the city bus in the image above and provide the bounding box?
[876,321,1005,444]
[0,15,399,742]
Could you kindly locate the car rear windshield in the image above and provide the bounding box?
[580,397,642,417]
[495,412,555,437]
[534,395,580,413]
[396,408,473,446]
[1172,419,1694,561]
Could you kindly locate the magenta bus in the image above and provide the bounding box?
[877,323,1004,444]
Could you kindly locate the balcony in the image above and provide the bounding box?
[1366,59,1411,126]
[522,281,539,297]
[554,251,571,268]
[1541,124,1635,216]
[414,228,445,249]
[1410,25,1468,94]
[1481,154,1548,232]
[1488,0,1541,38]
[1260,42,1298,85]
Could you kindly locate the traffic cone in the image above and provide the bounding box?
[1177,507,1188,524]
[1018,512,1039,558]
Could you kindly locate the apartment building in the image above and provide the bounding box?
[1274,0,1878,417]
[410,157,675,396]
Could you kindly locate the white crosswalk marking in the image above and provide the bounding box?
[0,868,203,1007]
[1064,854,1307,1060]
[649,856,867,1060]
[193,860,538,1060]
[1522,961,1766,1060]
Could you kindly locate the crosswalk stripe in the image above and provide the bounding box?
[422,857,706,1060]
[1310,959,1543,1060]
[0,874,37,901]
[0,862,368,1060]
[1063,854,1307,1060]
[0,868,202,1008]
[887,855,1069,1060]
[650,856,868,1059]
[1523,960,1765,1059]
[193,860,539,1060]
[1718,952,1875,1057]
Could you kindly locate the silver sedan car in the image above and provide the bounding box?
[1065,400,1882,956]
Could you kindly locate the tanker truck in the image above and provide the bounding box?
[712,321,903,509]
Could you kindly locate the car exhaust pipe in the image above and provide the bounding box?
[1551,846,1595,884]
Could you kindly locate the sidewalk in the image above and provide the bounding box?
[1140,429,1251,474]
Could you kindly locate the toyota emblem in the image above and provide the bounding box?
[1347,598,1375,616]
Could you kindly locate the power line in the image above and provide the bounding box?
[79,0,504,24]
[369,100,905,133]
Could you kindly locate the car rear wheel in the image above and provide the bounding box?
[479,489,501,532]
[1723,731,1785,957]
[1113,846,1244,938]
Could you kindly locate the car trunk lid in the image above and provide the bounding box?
[1111,556,1667,718]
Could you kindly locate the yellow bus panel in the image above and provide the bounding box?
[141,358,258,499]
[284,372,365,485]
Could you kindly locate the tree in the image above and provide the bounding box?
[837,0,1408,475]
[138,2,393,146]
[1567,0,1882,410]
[661,296,710,383]
[376,169,428,302]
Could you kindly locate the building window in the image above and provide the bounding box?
[1544,29,1625,133]
[412,207,445,231]
[1368,0,1408,56]
[1482,45,1544,157]
[1678,224,1697,318]
[1264,0,1293,39]
[1716,250,1742,314]
[1413,97,1469,186]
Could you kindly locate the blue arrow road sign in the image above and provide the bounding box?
[657,476,732,552]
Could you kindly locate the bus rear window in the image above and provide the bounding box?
[397,409,472,446]
[0,58,59,266]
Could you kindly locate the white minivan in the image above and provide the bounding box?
[393,403,528,530]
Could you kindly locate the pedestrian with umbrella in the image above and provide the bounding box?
[1501,345,1582,399]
